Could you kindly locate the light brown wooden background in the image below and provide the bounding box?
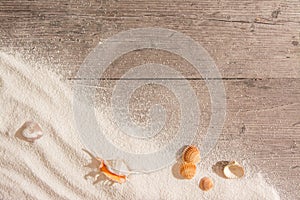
[0,0,299,199]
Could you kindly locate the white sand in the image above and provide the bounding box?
[0,52,281,200]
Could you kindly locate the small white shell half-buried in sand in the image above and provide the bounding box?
[223,161,245,179]
[212,161,245,179]
[18,121,43,142]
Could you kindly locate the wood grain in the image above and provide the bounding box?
[0,0,299,199]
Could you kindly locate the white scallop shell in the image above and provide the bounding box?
[21,121,43,142]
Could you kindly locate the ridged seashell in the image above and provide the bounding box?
[212,161,245,179]
[182,145,200,164]
[179,162,197,179]
[199,177,214,191]
[20,121,43,142]
[223,161,245,179]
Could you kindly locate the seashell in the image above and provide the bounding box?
[212,161,229,179]
[223,161,245,179]
[199,177,214,191]
[179,162,197,179]
[182,145,200,164]
[212,161,245,179]
[20,121,43,142]
[97,158,127,184]
[105,159,131,175]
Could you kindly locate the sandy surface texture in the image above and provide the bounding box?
[0,52,281,199]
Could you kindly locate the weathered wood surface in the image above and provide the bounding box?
[0,0,299,199]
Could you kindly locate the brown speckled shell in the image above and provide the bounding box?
[182,145,200,164]
[199,177,213,191]
[179,162,197,179]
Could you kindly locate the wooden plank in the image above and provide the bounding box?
[0,0,299,78]
[221,78,300,200]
